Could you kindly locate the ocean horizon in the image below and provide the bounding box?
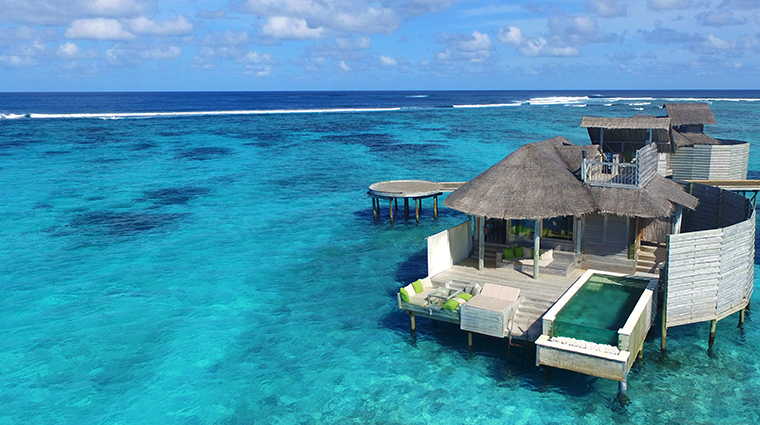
[1,90,758,424]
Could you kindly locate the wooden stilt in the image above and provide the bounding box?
[533,220,541,280]
[637,349,643,362]
[395,198,398,212]
[434,196,438,219]
[404,198,409,220]
[409,311,416,332]
[708,319,717,349]
[740,309,745,326]
[419,198,423,213]
[467,332,473,349]
[662,236,669,351]
[415,199,419,224]
[618,378,628,397]
[372,198,378,220]
[389,199,394,224]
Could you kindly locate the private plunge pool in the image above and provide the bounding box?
[536,270,658,382]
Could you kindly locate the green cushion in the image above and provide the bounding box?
[411,279,423,294]
[442,299,460,312]
[456,293,473,301]
[514,246,523,257]
[400,287,410,302]
[503,247,515,259]
[531,248,535,257]
[543,228,550,237]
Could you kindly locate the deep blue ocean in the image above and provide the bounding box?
[1,91,759,424]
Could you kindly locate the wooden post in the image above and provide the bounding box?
[661,236,669,351]
[434,196,438,219]
[467,332,473,349]
[740,308,745,326]
[575,216,582,254]
[415,199,419,224]
[533,219,541,279]
[409,311,416,332]
[395,198,398,212]
[478,216,485,271]
[389,199,394,224]
[618,378,627,397]
[404,198,409,220]
[372,198,378,220]
[708,319,717,349]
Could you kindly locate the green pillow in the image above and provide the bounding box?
[514,246,523,257]
[400,287,410,302]
[503,247,515,259]
[442,299,460,312]
[531,248,535,257]
[456,293,473,301]
[411,279,423,294]
[543,228,550,237]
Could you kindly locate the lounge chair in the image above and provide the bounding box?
[460,283,521,338]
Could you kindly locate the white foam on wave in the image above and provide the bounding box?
[452,102,522,108]
[527,96,589,105]
[662,97,760,103]
[22,107,403,120]
[630,102,651,106]
[405,95,428,98]
[0,113,30,119]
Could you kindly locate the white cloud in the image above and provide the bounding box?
[125,15,193,36]
[85,0,155,17]
[379,55,397,66]
[137,45,182,60]
[461,4,522,17]
[586,0,627,18]
[196,9,228,19]
[335,36,371,50]
[436,31,493,64]
[340,60,351,71]
[703,33,734,50]
[65,18,136,40]
[243,65,272,77]
[498,26,580,57]
[0,0,155,25]
[106,43,181,64]
[695,11,747,26]
[0,55,39,66]
[56,42,96,59]
[260,16,325,40]
[647,0,692,11]
[242,0,402,35]
[237,51,273,64]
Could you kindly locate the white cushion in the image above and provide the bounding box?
[420,277,433,288]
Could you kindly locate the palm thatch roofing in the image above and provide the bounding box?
[444,137,698,220]
[672,130,721,148]
[665,103,717,126]
[580,116,671,130]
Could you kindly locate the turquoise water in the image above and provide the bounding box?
[553,275,649,346]
[1,92,759,424]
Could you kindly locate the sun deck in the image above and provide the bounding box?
[423,256,658,342]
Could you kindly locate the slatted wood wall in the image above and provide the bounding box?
[671,141,749,181]
[666,186,754,328]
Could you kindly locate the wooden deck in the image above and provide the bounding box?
[429,257,586,341]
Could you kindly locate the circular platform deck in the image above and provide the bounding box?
[368,180,464,199]
[367,180,465,223]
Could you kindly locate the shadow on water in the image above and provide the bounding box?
[49,210,189,238]
[139,186,211,206]
[176,147,233,161]
[352,201,465,224]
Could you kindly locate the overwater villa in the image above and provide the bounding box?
[394,103,755,394]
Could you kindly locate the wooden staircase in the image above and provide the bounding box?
[636,243,667,274]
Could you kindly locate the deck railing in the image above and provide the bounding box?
[581,143,658,189]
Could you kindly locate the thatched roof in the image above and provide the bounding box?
[445,137,698,220]
[444,137,598,220]
[581,116,671,130]
[672,130,721,148]
[665,103,717,126]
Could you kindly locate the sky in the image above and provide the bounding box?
[1,0,759,91]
